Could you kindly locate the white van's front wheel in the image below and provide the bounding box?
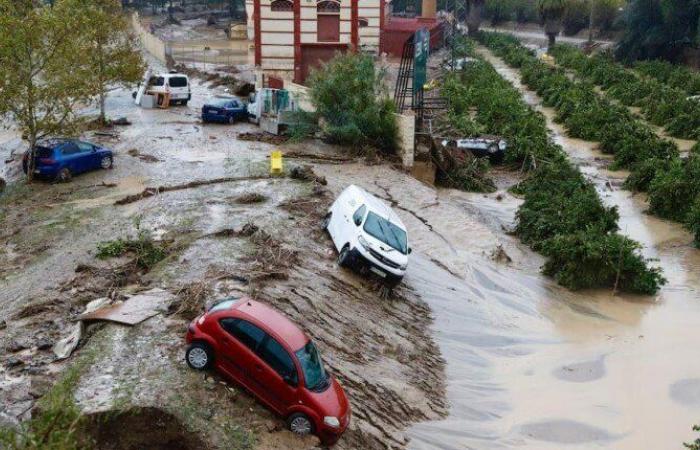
[338,245,352,267]
[321,212,331,231]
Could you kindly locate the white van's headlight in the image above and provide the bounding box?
[324,416,340,428]
[358,235,371,251]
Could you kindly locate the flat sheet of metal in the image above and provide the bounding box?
[78,289,172,326]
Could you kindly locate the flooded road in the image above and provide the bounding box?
[377,46,700,450]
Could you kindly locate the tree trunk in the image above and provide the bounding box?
[99,92,107,125]
[27,136,36,183]
[544,19,561,50]
[466,0,484,36]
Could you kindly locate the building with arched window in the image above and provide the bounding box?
[245,0,384,84]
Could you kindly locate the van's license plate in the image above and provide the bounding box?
[370,267,386,278]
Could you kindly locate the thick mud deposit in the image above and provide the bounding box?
[0,67,445,449]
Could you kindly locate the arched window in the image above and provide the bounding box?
[316,0,340,13]
[271,0,293,11]
[358,17,369,27]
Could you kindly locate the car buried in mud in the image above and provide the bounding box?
[323,185,411,287]
[185,298,350,445]
[440,136,507,164]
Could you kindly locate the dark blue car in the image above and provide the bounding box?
[201,98,247,124]
[22,138,113,182]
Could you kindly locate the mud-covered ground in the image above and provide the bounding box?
[3,44,700,450]
[0,61,447,449]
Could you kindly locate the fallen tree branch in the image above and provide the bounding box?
[114,175,271,205]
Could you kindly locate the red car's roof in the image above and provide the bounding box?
[234,299,309,351]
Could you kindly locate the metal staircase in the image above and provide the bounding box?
[393,36,415,113]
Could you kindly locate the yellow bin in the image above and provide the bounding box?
[270,150,283,175]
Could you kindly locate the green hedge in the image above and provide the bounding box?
[550,44,700,140]
[479,32,700,247]
[443,35,664,294]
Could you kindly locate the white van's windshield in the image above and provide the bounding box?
[363,212,408,254]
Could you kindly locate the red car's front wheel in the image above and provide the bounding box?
[186,342,213,370]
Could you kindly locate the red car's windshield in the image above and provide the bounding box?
[295,340,329,392]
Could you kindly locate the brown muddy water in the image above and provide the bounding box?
[392,45,700,450]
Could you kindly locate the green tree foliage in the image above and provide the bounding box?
[78,0,146,125]
[538,0,567,48]
[0,0,145,181]
[446,35,665,293]
[484,0,514,25]
[593,0,624,32]
[685,425,700,450]
[562,0,589,36]
[307,52,398,153]
[0,0,95,181]
[514,0,538,23]
[616,0,700,62]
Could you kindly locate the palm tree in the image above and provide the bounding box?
[466,0,485,36]
[538,0,566,49]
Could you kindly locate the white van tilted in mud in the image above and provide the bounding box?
[323,185,410,286]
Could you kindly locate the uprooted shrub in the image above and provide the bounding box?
[515,162,619,248]
[307,52,398,153]
[541,231,665,294]
[515,161,665,294]
[96,229,167,270]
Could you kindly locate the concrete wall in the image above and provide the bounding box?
[131,12,168,64]
[394,112,415,168]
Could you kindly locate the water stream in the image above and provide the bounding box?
[402,46,700,450]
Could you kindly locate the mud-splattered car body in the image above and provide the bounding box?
[324,184,410,286]
[185,298,351,445]
[22,138,113,182]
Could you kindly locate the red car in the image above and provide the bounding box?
[185,298,351,445]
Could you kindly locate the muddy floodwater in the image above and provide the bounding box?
[395,47,700,450]
[1,46,700,450]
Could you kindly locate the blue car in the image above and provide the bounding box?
[22,138,113,182]
[201,98,247,124]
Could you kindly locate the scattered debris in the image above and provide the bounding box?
[169,282,212,320]
[0,177,5,193]
[53,297,110,360]
[53,322,83,360]
[289,165,327,185]
[111,117,131,126]
[234,192,268,204]
[127,148,161,163]
[281,151,355,164]
[491,244,512,264]
[78,288,172,326]
[114,175,271,205]
[237,132,288,145]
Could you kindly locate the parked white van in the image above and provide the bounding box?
[323,185,411,286]
[133,71,191,106]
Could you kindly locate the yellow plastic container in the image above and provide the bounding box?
[270,150,283,175]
